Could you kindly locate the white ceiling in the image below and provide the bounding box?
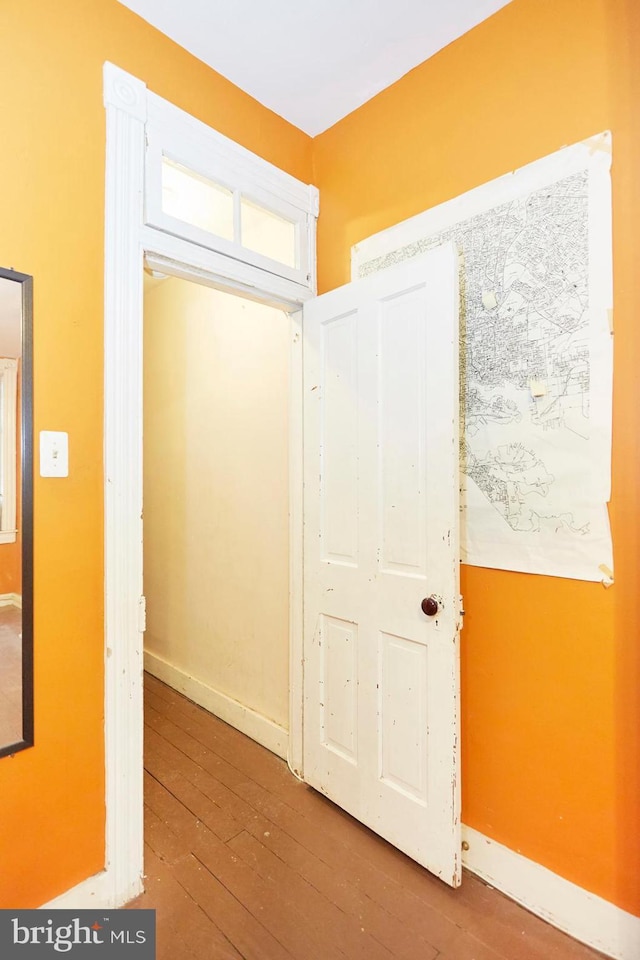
[117,0,513,136]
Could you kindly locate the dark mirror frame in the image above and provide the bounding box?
[0,266,33,759]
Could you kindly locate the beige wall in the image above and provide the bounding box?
[143,276,290,728]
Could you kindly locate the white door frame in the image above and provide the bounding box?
[47,62,310,909]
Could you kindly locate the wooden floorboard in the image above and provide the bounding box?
[128,673,608,960]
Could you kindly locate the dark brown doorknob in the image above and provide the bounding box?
[421,596,439,617]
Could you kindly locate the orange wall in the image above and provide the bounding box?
[1,0,637,919]
[0,0,311,908]
[0,540,20,595]
[313,0,640,915]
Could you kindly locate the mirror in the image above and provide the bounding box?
[0,267,33,758]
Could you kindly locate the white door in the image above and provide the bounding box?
[302,243,462,886]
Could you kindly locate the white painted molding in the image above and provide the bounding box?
[144,651,289,761]
[306,188,319,294]
[103,62,147,121]
[103,62,313,916]
[147,91,315,214]
[287,310,304,778]
[308,183,320,219]
[0,593,22,608]
[142,229,313,310]
[43,871,115,910]
[462,825,640,960]
[102,60,147,908]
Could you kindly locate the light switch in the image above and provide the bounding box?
[40,431,69,477]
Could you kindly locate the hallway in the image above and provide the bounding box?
[128,674,607,960]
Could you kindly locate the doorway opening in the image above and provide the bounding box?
[142,270,293,756]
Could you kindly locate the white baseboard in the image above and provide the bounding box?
[41,868,142,910]
[462,825,640,960]
[144,650,289,761]
[0,592,21,608]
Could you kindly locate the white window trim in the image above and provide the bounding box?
[145,90,318,292]
[0,358,18,545]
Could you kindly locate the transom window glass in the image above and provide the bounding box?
[240,197,297,268]
[161,158,234,240]
[160,157,299,271]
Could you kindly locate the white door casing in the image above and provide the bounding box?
[49,63,316,911]
[302,244,462,885]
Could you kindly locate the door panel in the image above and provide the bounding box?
[379,289,427,574]
[303,243,461,886]
[320,310,359,565]
[379,631,429,802]
[320,614,359,763]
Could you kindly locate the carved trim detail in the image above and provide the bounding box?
[103,61,147,121]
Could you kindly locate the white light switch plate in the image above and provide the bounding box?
[40,431,69,477]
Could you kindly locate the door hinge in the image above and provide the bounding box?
[138,595,147,634]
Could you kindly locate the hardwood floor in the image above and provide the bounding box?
[0,603,22,744]
[128,674,607,960]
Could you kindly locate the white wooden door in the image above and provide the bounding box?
[302,243,462,886]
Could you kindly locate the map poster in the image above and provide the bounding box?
[351,133,613,582]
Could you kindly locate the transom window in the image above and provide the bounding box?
[145,93,318,293]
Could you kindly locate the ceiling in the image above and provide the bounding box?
[116,0,513,136]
